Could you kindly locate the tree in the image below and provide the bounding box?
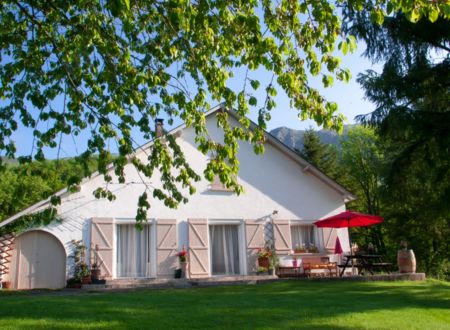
[0,158,98,221]
[298,129,338,179]
[343,3,450,275]
[338,126,386,252]
[0,1,446,223]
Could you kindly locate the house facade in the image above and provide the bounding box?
[0,106,354,289]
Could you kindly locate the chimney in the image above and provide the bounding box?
[155,118,164,138]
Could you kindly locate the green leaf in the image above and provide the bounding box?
[347,35,357,53]
[428,7,439,23]
[406,9,421,23]
[339,41,348,55]
[370,8,385,26]
[443,4,450,18]
[386,2,394,15]
[250,79,260,90]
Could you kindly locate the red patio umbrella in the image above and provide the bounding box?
[314,211,383,229]
[314,211,384,274]
[334,236,343,255]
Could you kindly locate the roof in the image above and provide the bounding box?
[0,104,355,228]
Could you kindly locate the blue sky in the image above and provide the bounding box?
[241,43,379,131]
[7,42,379,159]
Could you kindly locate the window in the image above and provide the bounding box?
[291,225,316,251]
[208,174,234,192]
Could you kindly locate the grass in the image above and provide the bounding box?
[0,280,449,329]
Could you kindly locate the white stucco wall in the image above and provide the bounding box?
[24,114,350,277]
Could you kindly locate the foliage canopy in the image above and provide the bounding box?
[0,0,447,222]
[343,2,450,275]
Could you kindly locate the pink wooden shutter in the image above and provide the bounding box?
[91,218,114,279]
[156,219,178,278]
[322,228,338,253]
[273,220,292,255]
[245,220,265,274]
[188,219,209,278]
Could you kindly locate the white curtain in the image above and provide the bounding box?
[210,225,240,275]
[291,225,315,248]
[117,224,151,277]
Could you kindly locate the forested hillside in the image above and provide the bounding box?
[0,158,97,222]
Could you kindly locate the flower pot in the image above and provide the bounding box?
[397,249,416,273]
[81,275,92,285]
[180,262,188,279]
[268,268,275,276]
[2,281,11,289]
[91,269,101,281]
[292,259,298,267]
[258,257,269,268]
[66,278,82,288]
[68,283,82,289]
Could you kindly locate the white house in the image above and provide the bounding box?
[0,105,355,289]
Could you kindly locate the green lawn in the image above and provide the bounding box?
[1,280,449,329]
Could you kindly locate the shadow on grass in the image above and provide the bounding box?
[0,280,449,329]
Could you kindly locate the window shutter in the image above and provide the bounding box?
[156,219,178,278]
[91,218,114,279]
[322,228,338,253]
[187,219,209,278]
[273,220,292,255]
[245,220,265,274]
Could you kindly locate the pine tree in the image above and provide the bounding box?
[343,5,450,275]
[298,129,338,179]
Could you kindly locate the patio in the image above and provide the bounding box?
[80,273,426,292]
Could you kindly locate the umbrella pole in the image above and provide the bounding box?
[348,219,355,275]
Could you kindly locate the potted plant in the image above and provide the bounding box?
[70,240,91,286]
[79,264,91,284]
[257,247,270,268]
[90,244,104,282]
[90,263,106,284]
[174,268,182,279]
[177,246,188,278]
[294,243,307,253]
[66,278,82,289]
[257,242,274,268]
[90,263,101,281]
[308,244,319,253]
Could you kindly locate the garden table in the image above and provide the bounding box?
[338,254,392,276]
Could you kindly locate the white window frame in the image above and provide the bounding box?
[207,219,247,276]
[113,218,157,279]
[289,220,319,251]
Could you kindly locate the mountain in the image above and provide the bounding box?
[270,125,355,150]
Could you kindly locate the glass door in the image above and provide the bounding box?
[209,224,240,275]
[116,224,151,277]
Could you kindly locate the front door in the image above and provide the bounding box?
[116,224,151,277]
[209,224,240,275]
